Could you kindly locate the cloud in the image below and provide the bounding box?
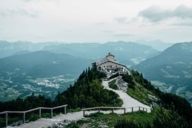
[114,17,128,24]
[0,8,38,18]
[172,22,192,27]
[113,33,134,37]
[139,5,192,22]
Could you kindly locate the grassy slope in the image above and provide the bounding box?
[66,108,188,128]
[127,80,155,105]
[120,71,157,105]
[66,112,153,128]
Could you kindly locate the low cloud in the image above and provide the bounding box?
[139,5,192,22]
[0,8,38,18]
[113,33,134,37]
[114,17,128,24]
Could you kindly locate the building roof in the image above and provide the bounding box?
[98,60,128,69]
[106,52,115,58]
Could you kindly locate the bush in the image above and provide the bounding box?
[115,108,189,128]
[108,73,119,80]
[109,80,118,90]
[115,119,151,128]
[121,73,135,89]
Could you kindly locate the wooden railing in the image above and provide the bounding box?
[0,104,67,127]
[0,105,150,127]
[82,106,149,117]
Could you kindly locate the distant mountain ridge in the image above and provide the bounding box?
[0,51,91,101]
[0,51,91,77]
[0,41,159,66]
[43,41,159,66]
[135,42,192,104]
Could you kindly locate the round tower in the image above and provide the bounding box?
[106,52,116,62]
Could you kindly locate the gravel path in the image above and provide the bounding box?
[102,79,151,112]
[9,111,84,128]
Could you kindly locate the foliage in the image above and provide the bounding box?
[0,93,53,112]
[55,64,122,108]
[115,108,189,128]
[108,73,119,80]
[108,80,118,90]
[152,108,189,128]
[66,122,79,128]
[121,70,192,127]
[127,86,152,105]
[121,73,135,89]
[64,111,153,128]
[121,71,157,105]
[158,92,192,126]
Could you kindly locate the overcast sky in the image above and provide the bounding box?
[0,0,192,43]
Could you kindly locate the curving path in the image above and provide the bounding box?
[102,78,151,112]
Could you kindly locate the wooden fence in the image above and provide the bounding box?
[0,104,67,127]
[82,106,149,117]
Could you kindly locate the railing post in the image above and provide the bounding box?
[98,108,100,113]
[23,112,26,124]
[64,106,66,114]
[112,108,114,113]
[51,109,53,118]
[5,112,8,127]
[124,108,126,114]
[132,107,133,112]
[139,106,140,111]
[39,108,41,118]
[83,110,85,117]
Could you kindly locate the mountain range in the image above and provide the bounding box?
[0,51,91,101]
[135,42,192,104]
[1,40,192,105]
[43,41,159,66]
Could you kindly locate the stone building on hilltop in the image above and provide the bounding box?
[95,52,129,77]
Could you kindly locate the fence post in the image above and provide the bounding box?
[98,108,100,113]
[139,107,140,111]
[5,112,8,127]
[64,106,66,114]
[51,109,53,118]
[124,108,126,114]
[132,107,133,112]
[23,112,26,124]
[39,108,41,118]
[83,110,85,117]
[112,108,114,113]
